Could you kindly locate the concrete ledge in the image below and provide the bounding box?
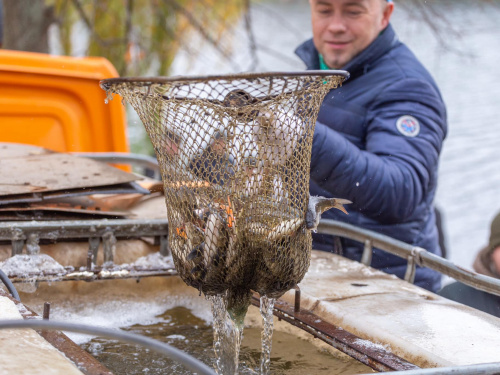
[0,295,83,375]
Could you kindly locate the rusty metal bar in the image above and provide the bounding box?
[8,265,178,284]
[26,233,40,255]
[251,294,419,372]
[0,289,114,375]
[159,235,170,256]
[102,229,116,264]
[4,217,499,300]
[2,217,500,299]
[11,238,24,256]
[43,302,50,320]
[88,237,100,270]
[294,287,301,313]
[100,70,350,88]
[11,227,24,256]
[0,218,169,242]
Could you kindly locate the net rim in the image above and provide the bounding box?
[99,70,349,90]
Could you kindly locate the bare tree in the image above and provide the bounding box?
[2,0,54,53]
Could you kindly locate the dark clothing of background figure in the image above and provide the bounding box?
[295,24,448,292]
[438,212,500,318]
[438,282,500,318]
[438,244,500,319]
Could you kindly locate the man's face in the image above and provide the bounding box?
[310,0,394,69]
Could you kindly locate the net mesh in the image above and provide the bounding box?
[101,72,345,302]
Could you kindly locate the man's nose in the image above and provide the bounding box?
[326,13,347,34]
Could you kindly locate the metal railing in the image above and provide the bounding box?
[365,363,500,375]
[1,217,500,297]
[318,219,500,297]
[72,152,161,179]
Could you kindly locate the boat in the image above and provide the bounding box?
[1,49,500,375]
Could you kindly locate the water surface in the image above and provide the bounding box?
[82,306,372,375]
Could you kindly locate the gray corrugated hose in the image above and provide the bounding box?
[0,269,20,301]
[0,320,216,375]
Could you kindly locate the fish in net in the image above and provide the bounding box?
[101,71,350,325]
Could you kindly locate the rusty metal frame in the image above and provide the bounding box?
[2,218,500,297]
[0,218,168,250]
[0,219,173,281]
[100,70,350,89]
[2,217,500,373]
[251,293,419,372]
[7,265,177,283]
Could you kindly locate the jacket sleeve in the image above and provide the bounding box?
[310,78,447,222]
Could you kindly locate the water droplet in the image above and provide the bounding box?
[104,90,114,104]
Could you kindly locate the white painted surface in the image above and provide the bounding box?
[281,251,500,368]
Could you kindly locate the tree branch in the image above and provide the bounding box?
[244,0,259,71]
[165,0,241,71]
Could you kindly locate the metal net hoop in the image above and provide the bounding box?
[101,71,347,299]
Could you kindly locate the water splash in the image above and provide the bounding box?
[259,295,275,375]
[209,294,244,375]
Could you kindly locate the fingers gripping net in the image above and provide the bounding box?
[101,72,345,301]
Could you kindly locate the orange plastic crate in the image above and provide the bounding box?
[0,50,129,154]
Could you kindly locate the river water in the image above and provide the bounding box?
[167,0,500,272]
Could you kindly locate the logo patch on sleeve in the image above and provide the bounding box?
[396,115,420,137]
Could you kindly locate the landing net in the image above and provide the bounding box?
[100,71,346,304]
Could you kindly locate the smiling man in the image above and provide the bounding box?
[296,0,448,292]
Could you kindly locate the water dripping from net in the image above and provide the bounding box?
[104,90,113,104]
[209,294,244,375]
[259,295,275,375]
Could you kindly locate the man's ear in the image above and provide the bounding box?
[381,2,394,29]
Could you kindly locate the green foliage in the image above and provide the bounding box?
[53,0,245,76]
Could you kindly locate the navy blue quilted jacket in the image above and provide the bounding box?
[295,25,447,292]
